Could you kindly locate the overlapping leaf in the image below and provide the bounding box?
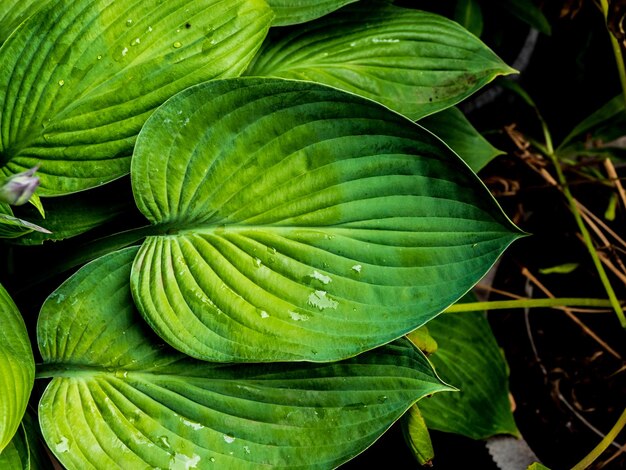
[419,305,519,439]
[37,247,451,470]
[246,3,515,120]
[266,0,357,26]
[420,107,504,172]
[0,0,273,195]
[130,77,522,362]
[0,284,35,452]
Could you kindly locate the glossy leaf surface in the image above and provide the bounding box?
[266,0,357,26]
[0,284,35,452]
[131,77,522,362]
[247,3,515,120]
[420,107,504,172]
[0,0,272,195]
[37,247,451,470]
[419,307,519,439]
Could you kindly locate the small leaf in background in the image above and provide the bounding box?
[0,426,27,470]
[495,0,551,35]
[0,212,51,238]
[130,77,523,363]
[0,0,273,195]
[419,297,519,439]
[420,107,505,172]
[402,404,435,466]
[0,284,35,452]
[455,0,484,37]
[538,263,579,275]
[37,247,452,470]
[605,192,618,221]
[9,179,133,246]
[557,94,626,161]
[406,326,439,356]
[247,2,515,120]
[266,0,357,26]
[527,463,551,470]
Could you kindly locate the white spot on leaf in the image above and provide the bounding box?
[309,271,331,284]
[181,418,204,430]
[223,434,235,444]
[289,310,310,321]
[169,453,201,470]
[307,290,338,310]
[55,437,70,453]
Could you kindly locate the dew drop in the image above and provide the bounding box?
[58,79,65,86]
[351,264,362,273]
[97,54,102,60]
[223,433,235,444]
[173,41,182,48]
[210,457,216,463]
[122,47,128,56]
[126,19,133,27]
[253,257,262,268]
[243,445,251,454]
[259,310,269,319]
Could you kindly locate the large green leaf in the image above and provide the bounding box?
[420,107,504,172]
[0,1,50,44]
[0,0,273,195]
[267,0,357,26]
[0,411,52,470]
[246,3,515,120]
[0,284,35,452]
[130,77,522,362]
[37,247,452,470]
[0,427,26,470]
[419,305,519,439]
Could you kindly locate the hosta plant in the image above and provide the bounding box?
[0,0,523,468]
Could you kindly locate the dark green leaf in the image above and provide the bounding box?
[266,0,357,26]
[9,181,133,245]
[557,95,626,160]
[37,247,452,470]
[420,107,504,172]
[130,78,522,363]
[0,0,50,44]
[0,284,35,452]
[495,0,551,35]
[0,0,273,195]
[455,0,483,37]
[246,3,515,120]
[419,304,519,439]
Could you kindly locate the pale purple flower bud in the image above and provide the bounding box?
[0,166,40,206]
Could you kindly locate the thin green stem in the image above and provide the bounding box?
[600,0,626,108]
[548,152,626,327]
[446,298,617,313]
[571,407,626,470]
